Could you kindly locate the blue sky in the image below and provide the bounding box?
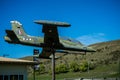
[0,0,120,58]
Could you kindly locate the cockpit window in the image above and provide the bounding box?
[60,37,83,45]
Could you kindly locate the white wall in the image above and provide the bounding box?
[0,64,28,80]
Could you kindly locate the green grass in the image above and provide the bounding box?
[28,72,119,80]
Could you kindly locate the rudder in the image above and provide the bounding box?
[10,21,26,36]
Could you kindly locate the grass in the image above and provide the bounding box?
[28,63,119,80]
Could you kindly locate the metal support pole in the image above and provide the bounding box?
[87,61,89,73]
[33,67,35,80]
[52,51,55,80]
[118,59,120,75]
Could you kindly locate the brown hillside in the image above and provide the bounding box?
[21,39,120,64]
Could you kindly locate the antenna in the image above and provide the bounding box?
[3,54,9,57]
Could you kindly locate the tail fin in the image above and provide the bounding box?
[10,21,27,36]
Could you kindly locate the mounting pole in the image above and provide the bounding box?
[52,51,55,80]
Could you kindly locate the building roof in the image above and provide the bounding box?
[0,57,38,65]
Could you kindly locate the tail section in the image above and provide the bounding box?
[11,21,27,36]
[4,21,27,43]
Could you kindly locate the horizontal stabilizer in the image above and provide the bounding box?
[5,30,19,42]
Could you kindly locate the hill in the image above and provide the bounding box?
[88,39,120,64]
[21,39,120,78]
[21,39,120,62]
[55,39,120,65]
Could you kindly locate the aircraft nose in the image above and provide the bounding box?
[87,47,96,52]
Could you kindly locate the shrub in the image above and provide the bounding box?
[69,62,80,72]
[48,69,52,75]
[55,63,68,74]
[39,64,45,73]
[79,61,88,72]
[89,62,96,70]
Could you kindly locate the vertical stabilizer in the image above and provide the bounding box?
[10,21,26,36]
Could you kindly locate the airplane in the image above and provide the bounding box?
[4,20,96,59]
